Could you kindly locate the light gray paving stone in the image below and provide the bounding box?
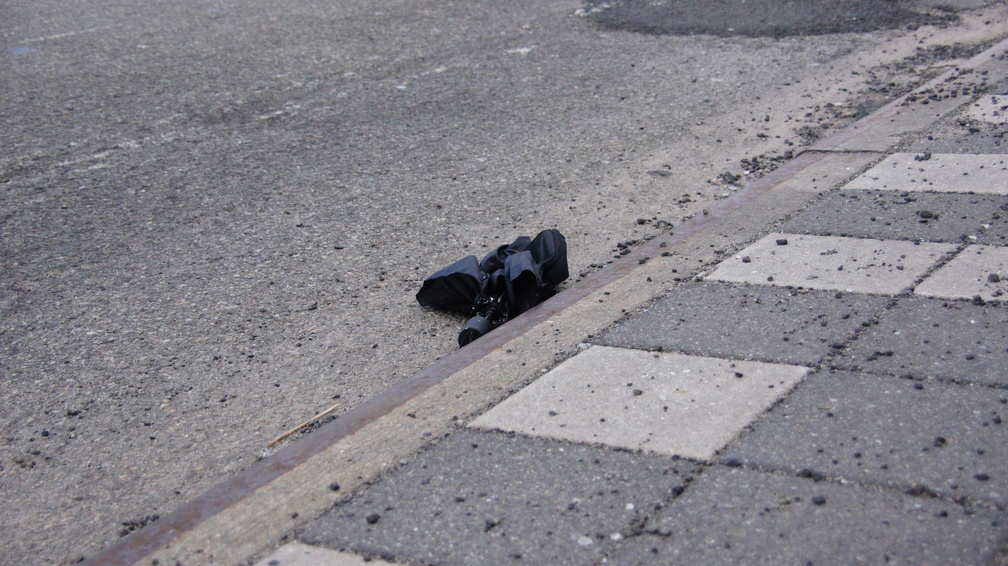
[599,282,889,366]
[705,233,955,294]
[470,346,809,461]
[813,89,969,153]
[908,116,1008,155]
[976,216,1008,247]
[299,429,702,566]
[255,543,386,566]
[916,244,1008,301]
[844,153,1008,194]
[720,370,1008,507]
[608,466,1008,566]
[834,295,1008,386]
[968,94,1008,125]
[781,189,1008,244]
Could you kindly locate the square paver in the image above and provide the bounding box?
[720,370,1008,507]
[844,153,1008,194]
[915,244,1008,301]
[781,189,1008,244]
[906,110,1008,157]
[300,429,701,566]
[968,95,1008,125]
[834,295,1008,387]
[255,543,384,566]
[705,233,955,295]
[599,282,889,366]
[470,345,809,461]
[609,466,1008,565]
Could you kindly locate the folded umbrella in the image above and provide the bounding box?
[416,229,568,346]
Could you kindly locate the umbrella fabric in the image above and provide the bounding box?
[527,228,569,292]
[415,255,486,314]
[417,229,568,319]
[503,249,538,315]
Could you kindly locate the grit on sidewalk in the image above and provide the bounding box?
[256,64,1008,566]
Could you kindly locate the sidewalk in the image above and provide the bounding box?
[256,72,1008,565]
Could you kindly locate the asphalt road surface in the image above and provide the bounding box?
[2,0,1005,563]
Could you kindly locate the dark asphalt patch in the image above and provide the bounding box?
[579,0,954,37]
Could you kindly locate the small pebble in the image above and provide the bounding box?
[776,238,789,246]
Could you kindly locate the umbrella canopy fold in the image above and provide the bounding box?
[416,229,568,346]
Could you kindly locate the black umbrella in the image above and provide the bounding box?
[417,229,568,346]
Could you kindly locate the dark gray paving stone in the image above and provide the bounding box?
[599,282,889,366]
[976,210,1008,247]
[835,296,1008,386]
[780,189,1008,245]
[609,466,1007,565]
[299,429,701,566]
[720,370,1008,507]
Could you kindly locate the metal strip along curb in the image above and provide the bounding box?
[84,34,1008,566]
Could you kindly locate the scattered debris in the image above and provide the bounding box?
[267,400,342,447]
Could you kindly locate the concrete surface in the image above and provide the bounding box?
[834,295,1008,386]
[300,429,702,565]
[705,233,955,294]
[600,282,891,366]
[968,94,1008,124]
[916,244,1008,300]
[780,189,1008,244]
[721,370,1008,507]
[470,345,809,460]
[610,465,1007,565]
[255,542,385,566]
[845,153,1008,193]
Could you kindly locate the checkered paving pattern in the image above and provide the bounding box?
[471,156,1006,461]
[292,150,1008,564]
